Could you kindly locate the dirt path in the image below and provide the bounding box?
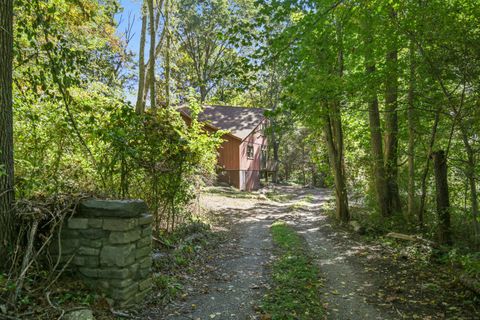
[156,194,276,320]
[149,185,401,320]
[292,191,395,320]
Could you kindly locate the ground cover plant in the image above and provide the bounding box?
[260,221,324,320]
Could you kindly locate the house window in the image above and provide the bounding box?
[247,144,254,159]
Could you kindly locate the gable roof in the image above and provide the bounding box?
[179,105,266,140]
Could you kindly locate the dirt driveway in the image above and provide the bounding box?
[147,184,477,320]
[149,185,396,320]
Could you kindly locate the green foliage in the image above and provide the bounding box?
[445,250,480,279]
[153,274,183,298]
[13,0,224,232]
[258,0,480,247]
[261,221,323,320]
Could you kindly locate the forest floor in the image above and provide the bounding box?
[142,184,479,320]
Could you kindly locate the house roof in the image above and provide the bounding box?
[179,105,266,140]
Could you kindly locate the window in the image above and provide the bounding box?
[247,144,254,159]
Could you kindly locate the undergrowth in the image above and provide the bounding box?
[260,221,323,320]
[150,220,224,305]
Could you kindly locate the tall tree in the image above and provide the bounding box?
[147,0,156,109]
[0,0,15,263]
[175,0,253,102]
[324,20,349,222]
[383,7,401,214]
[164,0,171,107]
[135,2,148,114]
[406,41,416,219]
[363,12,390,217]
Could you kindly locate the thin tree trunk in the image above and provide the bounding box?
[459,127,480,243]
[407,41,416,219]
[271,127,280,183]
[135,2,147,114]
[324,110,349,222]
[363,17,390,217]
[147,0,156,110]
[432,150,452,245]
[384,9,401,214]
[418,108,440,226]
[165,0,171,107]
[0,0,15,264]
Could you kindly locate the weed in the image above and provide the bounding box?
[260,221,324,320]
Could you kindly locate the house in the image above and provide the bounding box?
[180,105,274,191]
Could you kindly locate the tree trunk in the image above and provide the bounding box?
[272,135,279,183]
[323,22,349,222]
[0,0,15,264]
[407,41,416,219]
[324,111,349,222]
[165,0,171,107]
[432,150,452,245]
[459,127,480,243]
[384,10,401,214]
[363,17,390,217]
[147,0,156,110]
[135,2,147,114]
[200,84,207,103]
[418,108,440,226]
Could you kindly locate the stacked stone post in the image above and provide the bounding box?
[54,199,153,307]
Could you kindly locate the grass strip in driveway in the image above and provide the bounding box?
[260,221,324,320]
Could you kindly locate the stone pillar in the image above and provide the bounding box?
[55,199,152,307]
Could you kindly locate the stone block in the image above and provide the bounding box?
[67,218,89,229]
[60,239,80,255]
[80,229,108,240]
[74,256,99,268]
[128,263,139,277]
[109,279,134,288]
[87,218,103,228]
[78,247,100,256]
[136,235,151,248]
[109,230,141,244]
[97,268,131,279]
[135,246,151,260]
[109,283,138,301]
[78,267,98,278]
[80,239,103,249]
[79,199,148,218]
[138,214,153,226]
[103,219,137,232]
[100,244,135,267]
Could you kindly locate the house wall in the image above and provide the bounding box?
[239,120,268,191]
[217,135,241,170]
[217,135,242,189]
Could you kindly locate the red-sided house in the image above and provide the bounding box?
[180,105,272,191]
